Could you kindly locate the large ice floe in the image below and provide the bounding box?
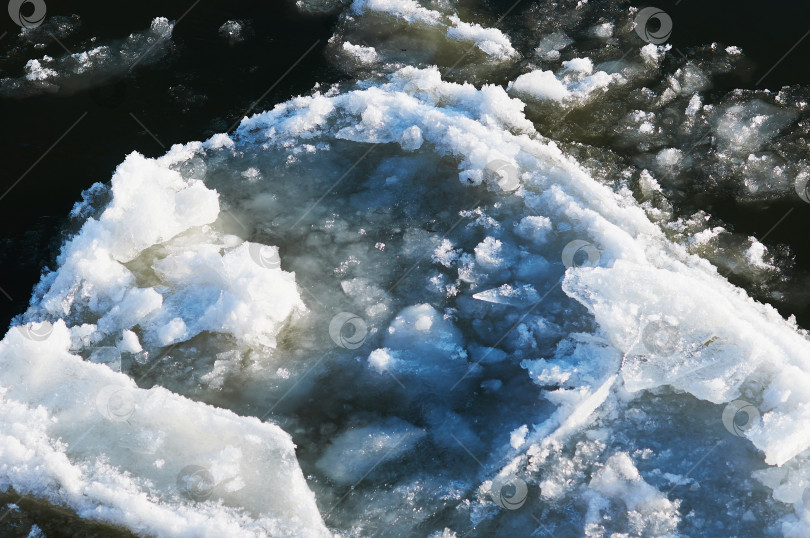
[5,0,810,536]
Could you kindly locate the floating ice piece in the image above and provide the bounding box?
[118,329,142,353]
[342,41,379,64]
[0,321,328,536]
[566,260,810,467]
[30,149,305,350]
[383,304,465,362]
[586,453,680,535]
[218,20,246,44]
[295,0,346,14]
[472,283,540,307]
[350,0,443,25]
[509,59,623,104]
[509,70,568,102]
[146,241,305,348]
[745,238,776,270]
[343,0,518,64]
[446,15,517,61]
[714,100,797,154]
[315,417,425,485]
[1,18,175,98]
[367,304,468,389]
[399,124,423,151]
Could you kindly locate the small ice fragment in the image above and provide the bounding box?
[399,125,423,151]
[119,330,142,353]
[90,346,122,372]
[342,41,379,64]
[218,20,245,44]
[472,283,540,307]
[316,417,425,485]
[510,425,529,448]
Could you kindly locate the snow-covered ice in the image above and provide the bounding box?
[4,0,810,536]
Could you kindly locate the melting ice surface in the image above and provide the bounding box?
[5,0,810,536]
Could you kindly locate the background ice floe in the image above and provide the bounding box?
[327,0,518,82]
[0,17,174,98]
[4,0,810,536]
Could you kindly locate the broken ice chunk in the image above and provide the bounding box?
[316,417,425,485]
[472,283,540,307]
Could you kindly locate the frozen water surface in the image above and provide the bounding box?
[3,0,810,536]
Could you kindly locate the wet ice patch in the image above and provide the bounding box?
[9,1,810,535]
[219,20,247,44]
[585,453,680,536]
[0,321,328,536]
[342,41,379,64]
[316,417,425,485]
[714,100,797,154]
[446,15,517,61]
[509,58,623,104]
[534,31,573,61]
[350,0,443,25]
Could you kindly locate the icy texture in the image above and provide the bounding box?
[208,43,810,532]
[1,17,174,97]
[0,321,327,536]
[325,0,520,81]
[13,57,803,534]
[5,0,810,536]
[32,149,305,350]
[218,20,247,44]
[350,0,443,26]
[509,59,624,104]
[445,15,517,61]
[341,42,378,64]
[316,417,425,485]
[295,0,347,15]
